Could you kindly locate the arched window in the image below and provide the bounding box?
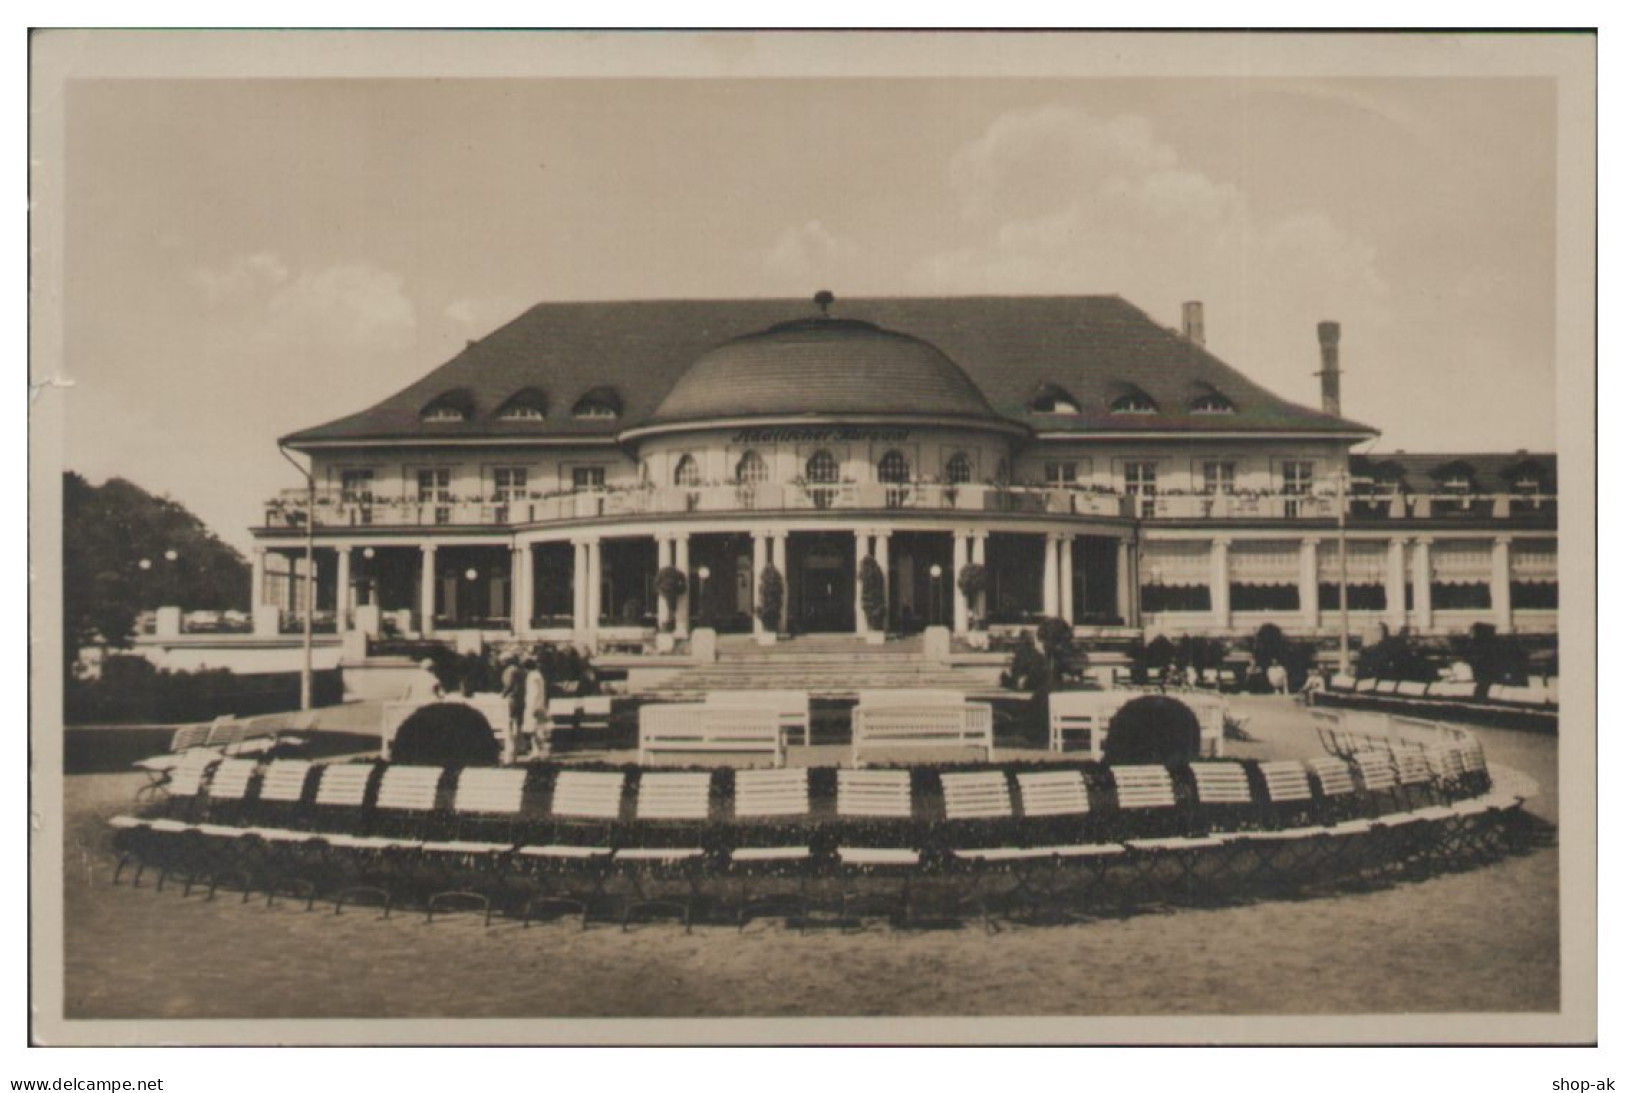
[994,458,1010,485]
[735,450,768,485]
[1110,390,1159,414]
[673,455,701,488]
[1190,393,1235,414]
[945,452,972,485]
[571,386,622,420]
[1030,384,1082,415]
[805,449,839,484]
[877,449,910,484]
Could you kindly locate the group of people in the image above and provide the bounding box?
[405,655,551,763]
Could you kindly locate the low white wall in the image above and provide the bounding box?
[126,636,345,674]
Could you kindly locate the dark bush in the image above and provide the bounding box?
[390,702,501,766]
[1000,633,1050,693]
[65,658,343,725]
[1101,694,1202,766]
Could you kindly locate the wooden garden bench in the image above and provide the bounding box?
[637,703,784,766]
[850,690,993,766]
[706,689,811,747]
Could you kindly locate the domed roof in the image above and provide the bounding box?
[642,316,1002,428]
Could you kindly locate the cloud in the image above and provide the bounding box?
[759,220,858,286]
[916,106,1389,383]
[189,254,417,355]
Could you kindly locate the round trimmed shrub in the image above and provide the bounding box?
[391,702,501,766]
[1102,694,1201,766]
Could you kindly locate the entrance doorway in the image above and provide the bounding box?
[788,531,855,633]
[887,531,953,632]
[1074,536,1124,624]
[689,532,755,633]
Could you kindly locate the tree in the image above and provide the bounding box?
[956,563,987,625]
[654,566,688,632]
[1036,616,1083,686]
[757,564,784,631]
[1102,695,1202,766]
[63,471,249,674]
[859,555,886,631]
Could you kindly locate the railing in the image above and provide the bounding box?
[259,485,1558,531]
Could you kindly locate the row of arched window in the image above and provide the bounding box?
[661,449,1007,487]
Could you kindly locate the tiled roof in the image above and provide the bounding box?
[281,295,1376,446]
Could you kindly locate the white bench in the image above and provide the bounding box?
[706,690,811,747]
[1047,690,1130,758]
[850,690,994,766]
[637,703,784,766]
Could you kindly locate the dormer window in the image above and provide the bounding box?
[420,387,474,423]
[571,386,622,421]
[495,387,549,421]
[1029,383,1082,415]
[1190,393,1235,414]
[1514,476,1542,493]
[1109,387,1159,415]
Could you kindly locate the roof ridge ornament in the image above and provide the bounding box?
[814,289,835,319]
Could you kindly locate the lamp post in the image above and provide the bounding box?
[278,444,316,711]
[929,563,943,627]
[696,565,710,623]
[1336,465,1351,677]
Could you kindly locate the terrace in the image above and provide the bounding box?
[258,483,1558,532]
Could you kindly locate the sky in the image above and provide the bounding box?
[60,75,1558,553]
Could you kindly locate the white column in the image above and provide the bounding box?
[1299,537,1320,632]
[673,533,691,638]
[875,530,891,634]
[419,543,437,637]
[751,532,769,636]
[251,547,267,608]
[1412,537,1433,634]
[971,531,988,622]
[1210,537,1231,632]
[512,544,530,634]
[1041,534,1060,618]
[571,539,589,632]
[952,531,970,633]
[655,535,672,632]
[1386,537,1409,632]
[585,539,603,632]
[772,532,789,632]
[335,546,352,632]
[1116,538,1132,626]
[1059,534,1075,625]
[1491,536,1514,632]
[853,530,870,636]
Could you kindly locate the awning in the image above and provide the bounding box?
[1511,540,1558,584]
[1140,541,1210,588]
[1228,542,1300,587]
[1430,540,1493,585]
[1317,541,1388,585]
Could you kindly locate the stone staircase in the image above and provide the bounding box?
[635,634,1005,700]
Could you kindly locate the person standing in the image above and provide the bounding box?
[1266,661,1289,695]
[522,658,550,757]
[500,656,524,763]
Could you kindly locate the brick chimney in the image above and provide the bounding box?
[1316,320,1342,417]
[1182,301,1205,346]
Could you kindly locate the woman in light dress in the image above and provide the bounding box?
[521,658,550,757]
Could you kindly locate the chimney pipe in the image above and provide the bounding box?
[1182,301,1205,346]
[1316,320,1342,417]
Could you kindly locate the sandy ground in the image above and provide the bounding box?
[56,696,1560,1019]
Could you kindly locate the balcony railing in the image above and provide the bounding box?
[259,485,1557,531]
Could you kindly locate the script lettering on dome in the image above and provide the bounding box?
[732,426,912,444]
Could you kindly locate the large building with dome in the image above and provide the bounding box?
[249,294,1557,649]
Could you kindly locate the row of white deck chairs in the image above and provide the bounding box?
[108,741,1525,930]
[132,713,315,800]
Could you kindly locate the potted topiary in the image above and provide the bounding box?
[957,562,988,647]
[859,555,887,644]
[654,565,687,652]
[755,564,784,645]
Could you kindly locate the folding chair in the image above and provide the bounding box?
[323,763,434,917]
[1351,751,1403,813]
[834,770,918,926]
[1115,765,1230,906]
[729,768,815,930]
[936,771,1017,932]
[240,758,320,908]
[422,767,528,926]
[1226,761,1327,895]
[1309,710,1347,758]
[1004,770,1127,919]
[617,772,712,931]
[189,757,265,901]
[1393,750,1439,810]
[518,770,624,927]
